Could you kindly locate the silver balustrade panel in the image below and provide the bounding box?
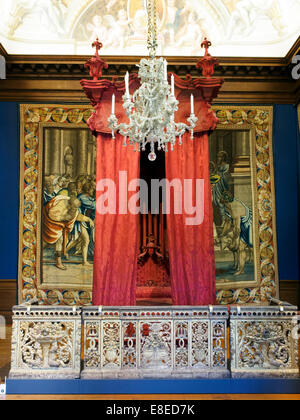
[82,306,229,379]
[230,306,299,378]
[9,306,82,379]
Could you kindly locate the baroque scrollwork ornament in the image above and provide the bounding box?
[10,306,82,379]
[230,306,299,377]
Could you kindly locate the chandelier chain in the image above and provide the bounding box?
[147,0,158,58]
[108,0,198,161]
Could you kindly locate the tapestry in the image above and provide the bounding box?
[210,129,255,285]
[41,127,96,289]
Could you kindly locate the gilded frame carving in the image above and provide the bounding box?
[18,104,279,306]
[19,104,94,306]
[213,106,279,305]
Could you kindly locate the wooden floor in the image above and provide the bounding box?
[1,323,300,401]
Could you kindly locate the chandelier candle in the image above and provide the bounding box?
[171,74,175,96]
[112,94,115,115]
[164,59,167,81]
[125,71,130,96]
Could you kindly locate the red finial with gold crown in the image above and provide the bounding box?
[196,38,219,79]
[84,38,108,81]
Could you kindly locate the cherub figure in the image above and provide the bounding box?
[176,12,204,50]
[87,15,108,44]
[226,0,276,38]
[104,10,132,49]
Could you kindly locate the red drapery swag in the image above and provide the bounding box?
[165,132,216,305]
[92,132,140,306]
[164,89,217,305]
[89,86,140,306]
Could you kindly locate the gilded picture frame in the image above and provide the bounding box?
[19,104,95,306]
[18,104,279,306]
[212,106,279,305]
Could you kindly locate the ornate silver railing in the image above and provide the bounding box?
[8,304,299,379]
[82,306,229,379]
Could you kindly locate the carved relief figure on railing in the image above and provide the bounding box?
[239,321,292,370]
[19,321,73,370]
[140,322,172,370]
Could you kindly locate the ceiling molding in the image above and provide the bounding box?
[285,36,300,64]
[1,37,300,66]
[0,43,8,58]
[0,39,299,105]
[0,52,294,67]
[5,60,292,80]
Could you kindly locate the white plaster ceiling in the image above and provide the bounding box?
[0,0,299,57]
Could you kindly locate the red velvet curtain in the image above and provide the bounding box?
[165,131,216,306]
[92,132,140,306]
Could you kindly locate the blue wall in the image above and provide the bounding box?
[273,105,300,281]
[0,102,19,279]
[0,103,299,281]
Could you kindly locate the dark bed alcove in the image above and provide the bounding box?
[137,145,172,306]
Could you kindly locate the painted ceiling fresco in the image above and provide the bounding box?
[0,0,299,57]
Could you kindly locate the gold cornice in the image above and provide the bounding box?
[0,78,298,104]
[1,53,292,67]
[1,38,299,105]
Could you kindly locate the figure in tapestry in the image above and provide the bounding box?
[209,130,254,283]
[42,127,96,285]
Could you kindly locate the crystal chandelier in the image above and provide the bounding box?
[108,0,198,161]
